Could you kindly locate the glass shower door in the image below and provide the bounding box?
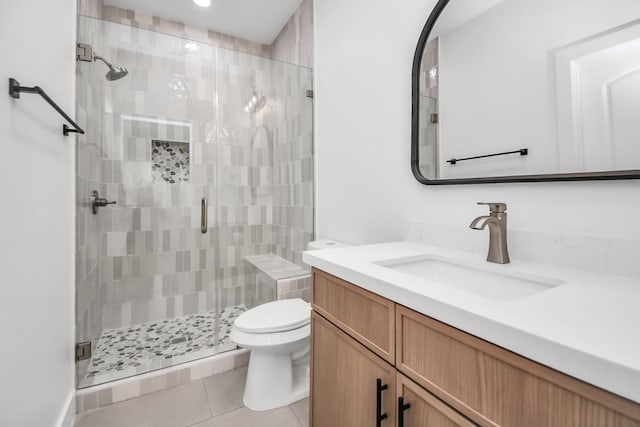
[76,16,223,388]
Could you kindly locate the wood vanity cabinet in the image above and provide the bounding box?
[310,268,640,427]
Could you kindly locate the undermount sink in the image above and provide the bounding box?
[376,256,565,302]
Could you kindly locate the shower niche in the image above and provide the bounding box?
[151,140,190,184]
[75,16,314,388]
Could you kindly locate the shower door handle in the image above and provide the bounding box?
[201,197,208,234]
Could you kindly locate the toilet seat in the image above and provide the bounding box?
[234,298,310,334]
[231,324,310,349]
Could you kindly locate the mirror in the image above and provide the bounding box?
[411,0,640,184]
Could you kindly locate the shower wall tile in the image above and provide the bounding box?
[277,275,311,302]
[270,61,314,265]
[80,2,272,58]
[243,268,276,310]
[243,254,309,308]
[79,0,314,68]
[78,0,104,19]
[271,0,315,68]
[213,47,277,306]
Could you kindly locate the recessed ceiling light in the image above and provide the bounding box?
[193,0,211,7]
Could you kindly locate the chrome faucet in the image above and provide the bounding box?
[470,202,510,264]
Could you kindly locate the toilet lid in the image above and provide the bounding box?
[234,299,310,334]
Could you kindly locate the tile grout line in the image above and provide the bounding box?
[198,379,215,425]
[205,404,245,420]
[288,405,304,427]
[202,368,245,419]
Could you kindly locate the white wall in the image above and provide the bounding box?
[314,0,640,247]
[0,1,76,426]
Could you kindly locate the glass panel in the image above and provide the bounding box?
[419,96,439,179]
[76,16,221,388]
[214,47,314,312]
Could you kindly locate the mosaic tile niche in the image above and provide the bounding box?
[151,140,190,184]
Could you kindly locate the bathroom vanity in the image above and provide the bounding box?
[305,243,640,426]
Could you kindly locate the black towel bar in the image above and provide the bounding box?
[447,148,528,165]
[8,77,85,136]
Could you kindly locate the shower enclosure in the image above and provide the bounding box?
[75,16,314,388]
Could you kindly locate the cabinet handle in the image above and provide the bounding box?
[398,396,411,427]
[376,378,389,426]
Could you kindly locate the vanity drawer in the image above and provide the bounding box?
[396,305,640,427]
[311,268,395,363]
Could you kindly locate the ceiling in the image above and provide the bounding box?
[104,0,304,45]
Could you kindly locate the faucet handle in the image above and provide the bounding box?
[477,202,507,213]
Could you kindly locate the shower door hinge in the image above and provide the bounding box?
[306,89,314,98]
[77,43,93,62]
[76,342,92,361]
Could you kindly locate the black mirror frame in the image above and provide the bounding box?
[411,0,640,185]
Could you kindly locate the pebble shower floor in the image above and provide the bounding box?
[83,305,246,381]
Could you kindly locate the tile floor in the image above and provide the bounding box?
[75,367,309,427]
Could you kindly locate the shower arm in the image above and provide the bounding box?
[93,54,111,67]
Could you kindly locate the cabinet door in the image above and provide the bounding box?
[311,311,396,427]
[397,373,477,427]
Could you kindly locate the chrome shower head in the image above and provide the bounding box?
[93,55,128,81]
[105,65,128,81]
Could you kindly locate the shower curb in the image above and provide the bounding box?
[75,348,249,414]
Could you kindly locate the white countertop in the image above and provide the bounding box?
[303,241,640,403]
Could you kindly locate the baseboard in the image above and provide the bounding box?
[56,390,76,427]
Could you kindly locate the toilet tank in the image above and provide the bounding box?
[307,239,350,250]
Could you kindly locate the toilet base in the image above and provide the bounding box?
[242,346,310,411]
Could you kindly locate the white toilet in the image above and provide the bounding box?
[307,239,350,251]
[231,240,349,411]
[230,298,311,411]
